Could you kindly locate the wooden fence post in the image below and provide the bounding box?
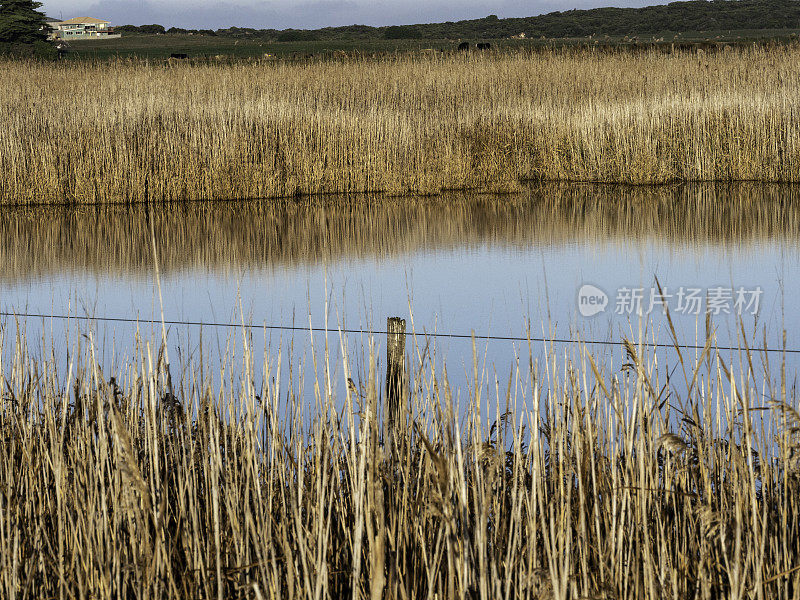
[386,317,406,430]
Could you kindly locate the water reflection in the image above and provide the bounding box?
[2,182,799,280]
[0,182,798,394]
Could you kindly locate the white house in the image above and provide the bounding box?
[49,17,120,40]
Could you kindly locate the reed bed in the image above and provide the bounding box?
[1,319,799,598]
[3,46,800,203]
[0,182,798,280]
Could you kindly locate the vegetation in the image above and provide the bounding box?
[276,29,319,42]
[0,0,52,57]
[58,27,800,62]
[3,45,800,203]
[116,23,167,35]
[109,0,800,42]
[0,309,798,597]
[0,0,45,43]
[59,33,449,61]
[406,0,800,40]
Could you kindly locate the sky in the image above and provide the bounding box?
[39,0,661,30]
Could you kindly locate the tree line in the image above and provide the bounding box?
[4,0,800,57]
[116,0,800,41]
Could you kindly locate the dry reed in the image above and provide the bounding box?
[3,45,800,203]
[0,319,799,598]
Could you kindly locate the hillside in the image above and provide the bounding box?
[117,0,800,41]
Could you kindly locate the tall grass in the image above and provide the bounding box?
[1,319,799,598]
[0,182,798,280]
[3,45,800,203]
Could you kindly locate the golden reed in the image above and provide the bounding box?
[0,322,796,597]
[3,45,800,203]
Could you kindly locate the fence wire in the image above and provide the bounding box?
[1,310,797,355]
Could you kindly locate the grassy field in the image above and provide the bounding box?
[4,43,800,203]
[0,317,798,597]
[62,33,449,60]
[62,28,800,61]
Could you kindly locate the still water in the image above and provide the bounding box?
[1,182,798,395]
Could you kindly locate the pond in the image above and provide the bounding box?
[1,182,799,398]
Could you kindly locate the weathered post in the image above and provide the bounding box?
[385,317,406,431]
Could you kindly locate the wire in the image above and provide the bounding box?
[1,310,798,355]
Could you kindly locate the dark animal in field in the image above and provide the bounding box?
[477,43,491,50]
[170,53,188,59]
[458,42,470,51]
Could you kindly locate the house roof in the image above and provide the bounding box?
[58,17,110,25]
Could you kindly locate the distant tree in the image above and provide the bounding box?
[138,24,165,34]
[115,25,140,33]
[277,29,318,42]
[384,25,422,39]
[167,26,189,34]
[0,0,48,45]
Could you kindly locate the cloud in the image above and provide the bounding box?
[73,0,281,29]
[40,0,667,29]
